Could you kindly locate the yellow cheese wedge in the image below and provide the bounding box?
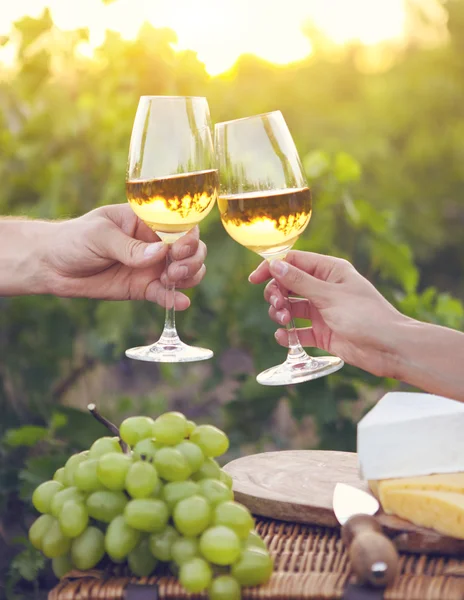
[381,489,464,540]
[369,473,464,505]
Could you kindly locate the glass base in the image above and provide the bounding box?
[256,354,344,386]
[125,335,213,363]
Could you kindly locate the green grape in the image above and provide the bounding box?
[64,452,88,486]
[245,530,267,550]
[190,425,229,458]
[176,440,205,472]
[32,480,64,514]
[154,447,190,481]
[179,557,212,593]
[74,459,104,492]
[209,575,242,600]
[124,499,169,533]
[152,412,187,445]
[219,470,233,490]
[198,479,233,506]
[214,502,254,540]
[88,436,122,458]
[231,547,273,586]
[42,519,72,558]
[128,537,158,577]
[173,495,211,537]
[51,487,86,518]
[186,420,196,437]
[125,460,159,498]
[162,480,200,509]
[171,537,199,565]
[71,526,105,570]
[149,526,179,561]
[97,452,131,490]
[53,468,67,485]
[120,416,155,446]
[152,479,163,497]
[59,500,88,538]
[199,525,241,565]
[105,515,141,561]
[52,554,74,578]
[87,490,128,523]
[133,438,159,461]
[29,514,55,550]
[191,457,221,481]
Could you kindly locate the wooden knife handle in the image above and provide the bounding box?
[342,514,399,588]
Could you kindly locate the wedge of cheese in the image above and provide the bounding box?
[380,489,464,540]
[370,473,464,504]
[358,392,464,479]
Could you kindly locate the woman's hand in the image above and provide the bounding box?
[249,251,408,378]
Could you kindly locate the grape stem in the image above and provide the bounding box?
[87,404,130,454]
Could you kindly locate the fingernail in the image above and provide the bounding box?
[270,260,288,276]
[180,245,191,259]
[276,310,286,324]
[144,242,164,258]
[173,265,188,279]
[248,269,257,282]
[270,295,278,308]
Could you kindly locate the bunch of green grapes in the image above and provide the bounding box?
[29,411,273,600]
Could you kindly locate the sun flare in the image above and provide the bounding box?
[0,0,406,75]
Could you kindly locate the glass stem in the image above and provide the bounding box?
[160,244,179,345]
[282,291,309,362]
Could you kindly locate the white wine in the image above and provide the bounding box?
[127,170,219,243]
[218,187,312,257]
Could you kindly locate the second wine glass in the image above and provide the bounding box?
[125,96,218,363]
[215,111,344,385]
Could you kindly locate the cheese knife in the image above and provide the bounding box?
[333,483,399,587]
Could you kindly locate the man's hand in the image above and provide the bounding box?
[1,204,207,310]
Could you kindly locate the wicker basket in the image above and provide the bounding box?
[49,518,464,600]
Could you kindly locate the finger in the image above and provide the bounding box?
[269,306,289,325]
[286,250,353,282]
[162,265,207,289]
[248,260,271,284]
[166,241,207,283]
[269,260,331,303]
[274,327,317,348]
[269,299,311,324]
[144,279,191,311]
[98,223,168,268]
[170,226,201,261]
[264,280,283,307]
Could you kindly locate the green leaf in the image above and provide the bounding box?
[369,238,419,294]
[49,412,68,434]
[333,152,361,183]
[9,542,46,582]
[3,426,48,448]
[303,150,331,179]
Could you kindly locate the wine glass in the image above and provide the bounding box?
[214,111,344,385]
[125,96,218,362]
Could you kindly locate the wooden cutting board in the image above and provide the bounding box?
[224,450,464,556]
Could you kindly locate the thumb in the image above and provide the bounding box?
[100,226,168,267]
[269,259,331,304]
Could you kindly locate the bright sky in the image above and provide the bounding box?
[0,0,406,75]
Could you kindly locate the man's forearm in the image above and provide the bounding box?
[0,219,55,296]
[392,317,464,402]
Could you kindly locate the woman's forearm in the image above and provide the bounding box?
[392,317,464,402]
[0,219,55,296]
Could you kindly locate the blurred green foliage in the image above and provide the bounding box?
[1,2,464,596]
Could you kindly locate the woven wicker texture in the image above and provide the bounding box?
[49,518,464,600]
